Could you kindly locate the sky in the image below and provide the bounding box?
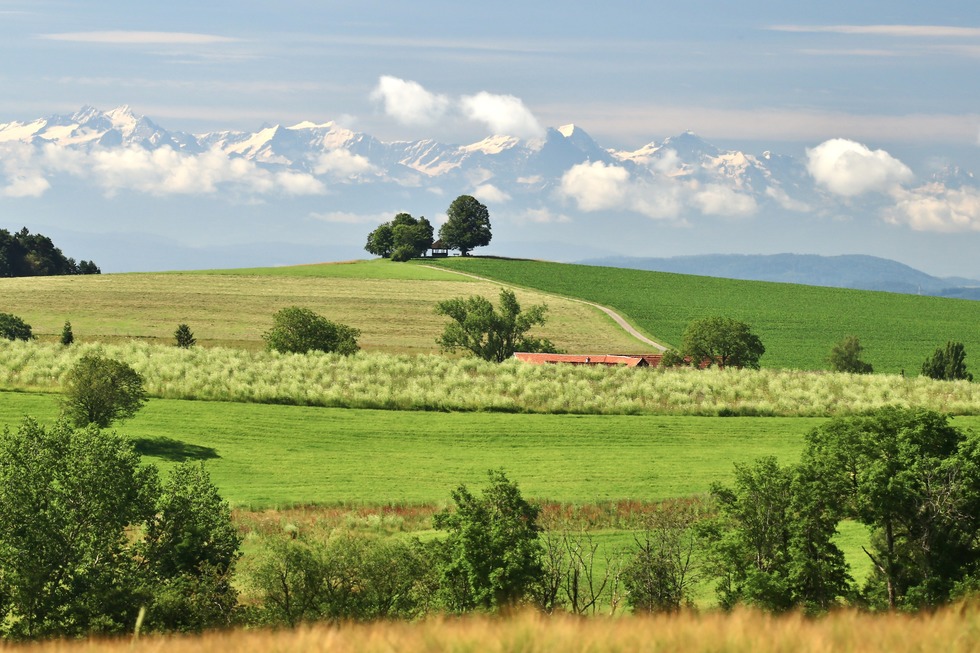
[1,0,979,275]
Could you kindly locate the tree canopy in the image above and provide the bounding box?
[438,195,492,256]
[680,316,765,369]
[828,335,873,374]
[0,313,32,341]
[264,306,360,355]
[365,213,434,261]
[435,288,559,362]
[0,418,239,638]
[921,341,972,381]
[61,355,147,428]
[0,227,100,277]
[433,470,543,611]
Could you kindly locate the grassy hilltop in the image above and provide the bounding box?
[423,257,980,373]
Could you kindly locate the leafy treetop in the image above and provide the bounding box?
[438,195,492,256]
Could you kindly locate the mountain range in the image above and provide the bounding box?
[0,106,976,281]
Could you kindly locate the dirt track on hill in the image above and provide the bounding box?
[421,265,667,351]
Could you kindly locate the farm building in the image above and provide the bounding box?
[513,353,664,368]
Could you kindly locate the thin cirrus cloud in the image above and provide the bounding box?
[768,24,980,38]
[37,31,240,45]
[372,76,544,139]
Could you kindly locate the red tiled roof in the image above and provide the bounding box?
[513,353,659,367]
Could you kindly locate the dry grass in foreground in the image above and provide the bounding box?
[8,606,980,653]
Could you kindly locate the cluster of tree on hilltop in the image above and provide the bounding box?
[0,227,100,277]
[365,194,492,260]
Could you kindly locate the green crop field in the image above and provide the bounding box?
[0,259,652,354]
[424,258,980,374]
[0,390,831,508]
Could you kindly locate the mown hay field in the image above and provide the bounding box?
[7,606,980,653]
[0,259,654,354]
[426,258,980,373]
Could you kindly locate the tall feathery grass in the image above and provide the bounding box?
[3,340,980,416]
[6,606,980,653]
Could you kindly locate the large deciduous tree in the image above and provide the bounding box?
[0,418,158,638]
[433,470,544,612]
[435,288,558,362]
[801,407,980,609]
[921,341,972,381]
[438,195,491,256]
[264,307,360,355]
[680,316,765,369]
[0,418,242,638]
[364,213,434,261]
[61,355,147,428]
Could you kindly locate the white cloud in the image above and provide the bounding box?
[460,92,544,139]
[765,186,811,212]
[39,31,239,45]
[806,138,914,197]
[0,142,325,198]
[559,160,759,221]
[560,161,630,212]
[768,24,980,38]
[371,76,449,125]
[372,76,546,139]
[313,149,376,179]
[471,183,510,203]
[885,183,980,232]
[693,183,758,217]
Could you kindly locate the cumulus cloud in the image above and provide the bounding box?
[471,183,511,203]
[0,142,325,198]
[460,92,544,139]
[313,149,376,179]
[371,75,450,125]
[559,160,757,221]
[373,76,545,139]
[693,183,758,217]
[560,161,631,212]
[806,138,914,197]
[885,183,980,232]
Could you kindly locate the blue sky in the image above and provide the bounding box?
[3,0,978,155]
[1,1,980,276]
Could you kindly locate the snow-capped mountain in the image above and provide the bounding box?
[0,106,976,274]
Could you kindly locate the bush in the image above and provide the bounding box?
[828,335,873,374]
[61,355,147,428]
[263,307,360,355]
[0,312,32,341]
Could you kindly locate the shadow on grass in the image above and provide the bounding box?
[132,436,220,462]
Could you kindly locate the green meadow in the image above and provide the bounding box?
[0,390,828,507]
[424,258,980,374]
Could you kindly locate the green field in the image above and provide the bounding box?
[424,258,980,374]
[0,390,829,508]
[0,259,652,354]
